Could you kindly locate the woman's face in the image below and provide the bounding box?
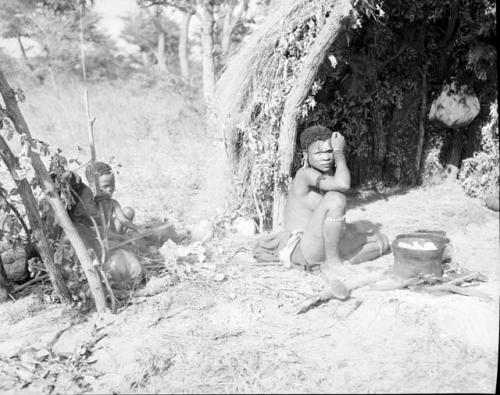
[306,139,334,173]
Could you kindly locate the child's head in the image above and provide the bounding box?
[85,161,115,197]
[99,173,115,197]
[300,125,334,172]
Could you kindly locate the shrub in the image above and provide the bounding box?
[459,101,499,198]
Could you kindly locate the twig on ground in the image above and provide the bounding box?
[108,224,172,251]
[423,283,491,299]
[47,322,76,352]
[293,270,393,314]
[446,272,488,285]
[147,306,190,328]
[251,262,282,267]
[11,274,49,294]
[212,330,244,341]
[85,332,108,350]
[369,271,489,299]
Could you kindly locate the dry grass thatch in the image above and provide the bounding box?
[215,0,336,160]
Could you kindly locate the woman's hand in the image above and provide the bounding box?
[331,132,346,152]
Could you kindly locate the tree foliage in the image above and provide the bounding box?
[122,8,181,68]
[459,101,498,198]
[0,119,93,301]
[302,0,497,184]
[0,1,118,81]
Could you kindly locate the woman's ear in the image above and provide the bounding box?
[302,151,309,168]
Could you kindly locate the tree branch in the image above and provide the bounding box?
[137,0,196,15]
[0,188,31,242]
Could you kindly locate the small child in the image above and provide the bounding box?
[85,162,142,236]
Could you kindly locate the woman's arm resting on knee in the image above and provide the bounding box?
[299,157,351,193]
[112,201,142,233]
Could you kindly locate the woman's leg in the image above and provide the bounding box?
[294,191,351,300]
[341,232,391,265]
[115,206,135,234]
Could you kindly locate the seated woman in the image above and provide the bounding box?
[254,126,390,300]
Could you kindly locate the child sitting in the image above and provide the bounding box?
[85,162,143,238]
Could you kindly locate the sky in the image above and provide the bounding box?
[1,0,263,58]
[94,0,203,54]
[94,0,138,39]
[0,0,140,56]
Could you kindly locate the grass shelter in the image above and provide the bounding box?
[215,0,497,230]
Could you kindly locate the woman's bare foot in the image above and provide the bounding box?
[320,260,353,300]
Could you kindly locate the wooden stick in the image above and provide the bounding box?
[78,3,117,314]
[11,274,49,294]
[445,272,488,285]
[368,271,489,301]
[424,283,490,299]
[108,223,172,251]
[79,2,108,251]
[413,61,428,184]
[71,170,117,313]
[250,262,283,267]
[0,189,31,242]
[294,271,388,314]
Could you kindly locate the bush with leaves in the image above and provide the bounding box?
[0,1,119,82]
[122,9,180,71]
[0,123,93,300]
[459,101,499,198]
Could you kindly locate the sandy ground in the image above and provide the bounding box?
[0,182,498,394]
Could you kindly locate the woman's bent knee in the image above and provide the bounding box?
[379,233,390,253]
[122,207,135,221]
[322,191,346,211]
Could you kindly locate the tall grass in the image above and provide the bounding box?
[16,78,231,225]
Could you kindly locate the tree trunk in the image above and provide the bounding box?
[0,134,72,303]
[17,35,35,71]
[368,40,385,180]
[371,95,386,179]
[153,6,167,73]
[438,0,459,80]
[414,62,429,185]
[197,2,216,105]
[272,0,353,230]
[179,12,192,80]
[220,0,248,59]
[445,129,463,181]
[0,68,108,313]
[0,255,9,302]
[221,6,233,57]
[156,31,168,72]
